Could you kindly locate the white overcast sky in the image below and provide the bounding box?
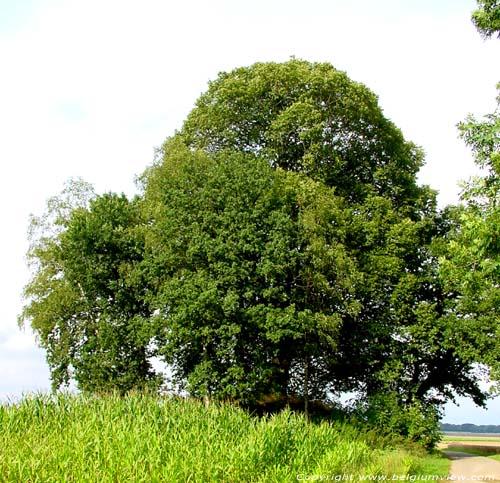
[1,0,500,424]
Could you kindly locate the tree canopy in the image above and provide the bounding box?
[142,140,364,404]
[180,59,425,212]
[19,59,500,439]
[20,180,159,394]
[438,89,500,390]
[472,0,500,39]
[433,0,500,396]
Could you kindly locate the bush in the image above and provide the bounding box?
[356,393,443,449]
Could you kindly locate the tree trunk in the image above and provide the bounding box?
[304,354,310,421]
[203,342,210,408]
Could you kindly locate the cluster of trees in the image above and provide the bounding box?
[441,423,500,434]
[19,2,500,441]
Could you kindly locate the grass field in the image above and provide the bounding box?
[0,393,449,482]
[442,435,500,443]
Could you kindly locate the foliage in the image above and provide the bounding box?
[180,59,426,213]
[143,139,360,403]
[141,60,489,416]
[0,393,446,482]
[409,453,451,483]
[355,392,443,450]
[429,3,500,410]
[439,88,500,391]
[19,59,499,441]
[472,0,500,39]
[19,181,159,394]
[441,423,500,433]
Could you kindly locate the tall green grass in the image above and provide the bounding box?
[0,393,445,482]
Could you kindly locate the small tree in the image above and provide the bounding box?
[20,181,159,394]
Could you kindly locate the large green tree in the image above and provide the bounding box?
[142,140,361,405]
[141,60,485,416]
[20,59,496,434]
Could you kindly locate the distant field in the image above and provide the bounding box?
[440,434,500,459]
[444,431,500,440]
[443,433,500,443]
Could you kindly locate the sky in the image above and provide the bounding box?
[1,0,500,424]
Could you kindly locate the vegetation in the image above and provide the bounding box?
[152,61,474,427]
[472,0,500,39]
[440,435,500,461]
[438,1,500,396]
[16,1,500,449]
[441,445,500,456]
[20,181,160,394]
[439,91,500,390]
[441,423,500,433]
[410,453,451,482]
[0,393,447,483]
[19,58,500,445]
[443,435,500,442]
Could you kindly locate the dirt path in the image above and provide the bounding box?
[442,450,500,481]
